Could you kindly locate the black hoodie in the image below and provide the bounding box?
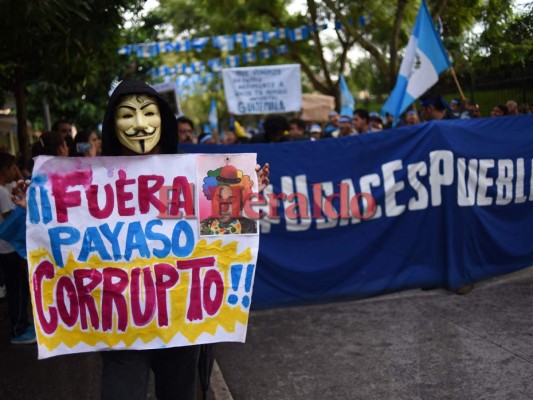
[101,79,178,156]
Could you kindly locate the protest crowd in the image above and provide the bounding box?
[0,92,530,347]
[175,97,531,146]
[0,88,530,400]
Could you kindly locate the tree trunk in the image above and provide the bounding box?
[14,68,30,169]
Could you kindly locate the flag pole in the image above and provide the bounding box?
[449,66,466,100]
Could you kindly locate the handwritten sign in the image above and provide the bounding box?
[222,64,302,115]
[27,153,259,359]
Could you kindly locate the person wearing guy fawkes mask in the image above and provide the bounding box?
[101,79,200,400]
[102,79,179,156]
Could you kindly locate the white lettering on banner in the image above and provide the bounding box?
[457,158,478,206]
[529,160,533,201]
[429,150,454,207]
[359,173,382,219]
[283,175,311,232]
[338,178,362,227]
[477,159,494,206]
[496,159,514,205]
[257,184,280,234]
[407,162,428,211]
[382,160,405,217]
[515,158,527,203]
[263,152,533,233]
[315,181,339,230]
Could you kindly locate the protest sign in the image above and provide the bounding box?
[222,64,301,115]
[27,153,259,359]
[301,93,335,122]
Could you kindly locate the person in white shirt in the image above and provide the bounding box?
[0,152,35,344]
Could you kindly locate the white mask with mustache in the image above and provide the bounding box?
[114,94,162,154]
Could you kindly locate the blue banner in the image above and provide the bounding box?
[183,115,533,308]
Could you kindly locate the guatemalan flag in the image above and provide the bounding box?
[209,98,218,133]
[382,0,451,120]
[339,75,355,116]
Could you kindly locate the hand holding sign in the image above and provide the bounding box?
[12,179,30,208]
[256,163,270,191]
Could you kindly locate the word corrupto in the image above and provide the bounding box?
[33,256,229,335]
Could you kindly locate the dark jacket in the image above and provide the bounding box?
[101,78,178,156]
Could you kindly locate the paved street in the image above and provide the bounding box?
[215,267,533,400]
[1,267,533,400]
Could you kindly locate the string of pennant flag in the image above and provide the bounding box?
[119,25,318,58]
[122,16,371,87]
[118,15,371,58]
[149,45,289,78]
[175,73,219,98]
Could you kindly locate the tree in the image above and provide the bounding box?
[158,0,355,108]
[0,0,142,166]
[156,0,500,110]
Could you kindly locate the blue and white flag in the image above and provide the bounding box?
[243,32,259,49]
[382,0,451,120]
[259,48,274,60]
[191,37,210,52]
[226,54,240,68]
[277,45,288,55]
[209,98,218,133]
[242,51,257,63]
[339,75,355,116]
[208,58,223,72]
[214,35,234,51]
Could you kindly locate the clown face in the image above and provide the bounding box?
[114,94,161,154]
[216,185,242,223]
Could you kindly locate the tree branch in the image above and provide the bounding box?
[338,39,355,76]
[258,3,331,94]
[307,0,333,88]
[432,0,449,21]
[390,0,409,80]
[322,0,389,83]
[286,43,330,94]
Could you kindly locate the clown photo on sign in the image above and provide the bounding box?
[198,154,259,236]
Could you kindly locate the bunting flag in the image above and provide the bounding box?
[233,33,244,44]
[242,51,257,63]
[209,98,218,133]
[150,43,293,79]
[118,19,370,58]
[382,0,451,121]
[208,58,223,72]
[191,37,210,52]
[259,48,274,60]
[225,54,240,68]
[242,32,259,49]
[277,45,288,55]
[358,15,371,27]
[289,26,310,42]
[276,28,288,40]
[214,35,235,51]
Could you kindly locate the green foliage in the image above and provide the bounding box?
[157,0,330,119]
[0,0,144,129]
